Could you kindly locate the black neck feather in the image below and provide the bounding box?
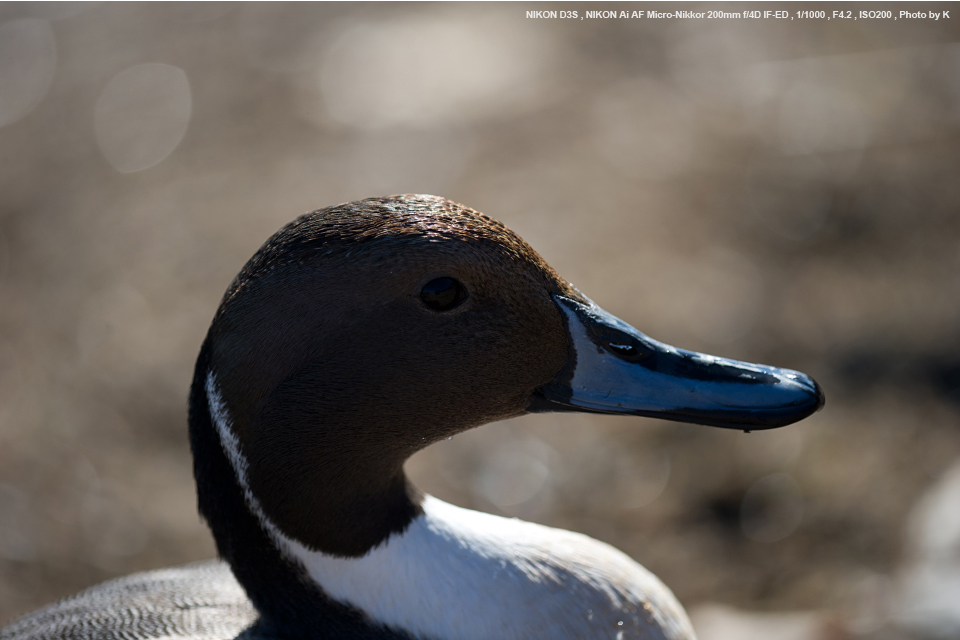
[187,339,416,640]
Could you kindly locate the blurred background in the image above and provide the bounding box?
[1,2,960,638]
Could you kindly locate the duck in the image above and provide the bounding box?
[1,195,824,640]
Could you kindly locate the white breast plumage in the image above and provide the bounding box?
[207,371,693,640]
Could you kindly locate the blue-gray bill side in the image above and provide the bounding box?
[528,295,825,430]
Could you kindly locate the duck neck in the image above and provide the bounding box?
[188,340,419,638]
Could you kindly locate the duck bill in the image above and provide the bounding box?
[528,295,824,430]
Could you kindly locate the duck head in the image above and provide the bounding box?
[190,194,822,633]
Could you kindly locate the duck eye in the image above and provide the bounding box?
[421,278,468,311]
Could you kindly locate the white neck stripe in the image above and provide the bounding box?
[205,372,309,561]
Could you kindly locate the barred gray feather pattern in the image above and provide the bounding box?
[0,562,258,640]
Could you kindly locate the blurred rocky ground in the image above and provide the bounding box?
[1,2,959,636]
